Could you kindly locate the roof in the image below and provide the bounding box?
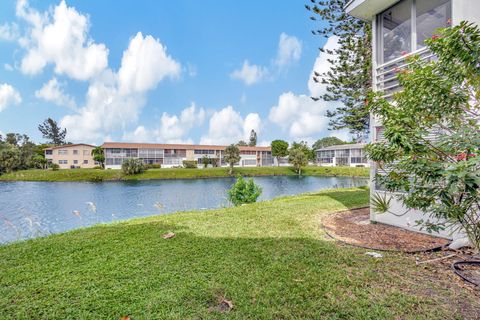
[101,142,271,152]
[315,143,366,152]
[345,0,400,21]
[44,143,96,150]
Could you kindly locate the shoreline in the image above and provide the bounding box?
[0,166,370,182]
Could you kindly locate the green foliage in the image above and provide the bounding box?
[365,22,480,250]
[237,140,248,146]
[291,141,315,162]
[121,158,147,175]
[31,154,47,169]
[51,163,60,171]
[91,147,105,168]
[312,137,346,151]
[0,146,21,174]
[146,164,161,169]
[201,155,210,168]
[38,118,67,146]
[224,144,241,174]
[271,140,289,166]
[228,175,262,206]
[306,0,371,139]
[182,160,198,169]
[288,148,308,175]
[249,129,257,146]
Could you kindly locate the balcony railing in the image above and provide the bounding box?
[375,48,435,99]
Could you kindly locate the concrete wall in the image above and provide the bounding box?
[50,145,96,169]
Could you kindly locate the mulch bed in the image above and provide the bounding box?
[324,207,450,253]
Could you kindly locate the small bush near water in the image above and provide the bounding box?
[122,159,146,175]
[228,175,262,206]
[182,160,198,168]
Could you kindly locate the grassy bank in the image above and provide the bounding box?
[0,187,477,319]
[0,165,369,182]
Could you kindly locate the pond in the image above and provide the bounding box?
[0,175,368,243]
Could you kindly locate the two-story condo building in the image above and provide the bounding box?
[316,143,369,167]
[44,144,96,169]
[346,0,480,237]
[101,142,274,169]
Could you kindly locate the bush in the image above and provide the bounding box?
[182,160,197,169]
[228,176,262,206]
[51,163,60,171]
[121,158,146,175]
[146,164,161,169]
[93,166,103,169]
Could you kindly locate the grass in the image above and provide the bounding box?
[0,187,477,319]
[0,165,369,182]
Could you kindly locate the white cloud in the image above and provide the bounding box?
[230,60,267,85]
[200,106,262,145]
[118,32,181,95]
[0,83,22,112]
[35,77,76,109]
[17,0,109,80]
[269,36,349,141]
[0,23,19,41]
[45,1,182,142]
[275,33,302,67]
[123,104,204,144]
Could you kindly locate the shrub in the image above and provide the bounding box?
[51,163,60,171]
[121,158,146,175]
[146,164,161,169]
[228,176,262,206]
[93,166,103,169]
[182,160,197,169]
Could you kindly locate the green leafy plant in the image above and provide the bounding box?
[228,176,262,206]
[121,158,146,175]
[182,160,198,169]
[365,22,480,251]
[51,163,60,171]
[224,144,241,174]
[91,146,105,168]
[271,140,289,166]
[288,148,308,175]
[201,155,210,168]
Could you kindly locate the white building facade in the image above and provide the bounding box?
[346,0,480,238]
[316,143,370,167]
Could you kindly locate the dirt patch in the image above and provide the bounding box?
[324,208,450,252]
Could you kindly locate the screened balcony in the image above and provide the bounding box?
[374,0,451,98]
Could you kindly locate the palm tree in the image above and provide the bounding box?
[91,146,105,168]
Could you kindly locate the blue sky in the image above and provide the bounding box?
[0,0,348,146]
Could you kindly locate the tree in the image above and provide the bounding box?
[291,141,315,162]
[228,176,262,206]
[288,148,308,175]
[0,146,20,174]
[201,155,210,168]
[366,22,480,251]
[223,144,241,175]
[306,0,371,139]
[237,140,248,146]
[249,129,257,146]
[271,140,289,166]
[38,118,67,146]
[91,147,105,168]
[312,137,345,151]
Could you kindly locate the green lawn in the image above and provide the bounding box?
[0,187,477,319]
[0,165,369,182]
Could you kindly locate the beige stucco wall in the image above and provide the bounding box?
[50,145,96,169]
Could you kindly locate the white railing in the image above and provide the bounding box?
[375,48,435,99]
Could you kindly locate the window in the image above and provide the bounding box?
[59,160,68,164]
[83,150,90,156]
[378,0,451,64]
[73,160,78,164]
[416,0,451,49]
[73,150,78,155]
[58,150,68,155]
[45,150,52,155]
[83,160,88,164]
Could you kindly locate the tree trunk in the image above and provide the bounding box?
[229,164,233,175]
